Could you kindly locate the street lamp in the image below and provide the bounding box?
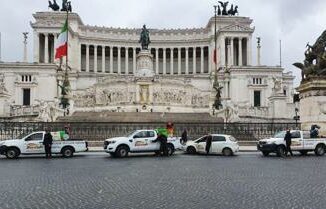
[294,107,300,128]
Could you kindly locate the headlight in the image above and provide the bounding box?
[109,140,116,144]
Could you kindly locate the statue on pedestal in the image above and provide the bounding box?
[48,0,60,11]
[294,30,326,82]
[139,25,151,50]
[61,0,72,12]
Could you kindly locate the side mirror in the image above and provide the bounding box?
[133,135,139,139]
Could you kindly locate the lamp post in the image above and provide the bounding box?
[294,107,299,128]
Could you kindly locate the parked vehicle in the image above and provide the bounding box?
[257,130,326,157]
[103,129,182,158]
[184,134,239,156]
[0,131,88,159]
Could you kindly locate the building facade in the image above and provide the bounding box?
[0,11,296,122]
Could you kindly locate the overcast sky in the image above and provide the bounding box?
[1,0,326,86]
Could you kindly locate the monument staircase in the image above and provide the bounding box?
[57,112,223,123]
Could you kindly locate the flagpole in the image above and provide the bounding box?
[66,3,69,73]
[63,1,70,116]
[214,5,217,72]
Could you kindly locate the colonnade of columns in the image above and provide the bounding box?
[221,36,251,67]
[36,33,57,64]
[80,45,210,75]
[34,33,253,72]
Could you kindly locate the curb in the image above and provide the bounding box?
[86,148,259,153]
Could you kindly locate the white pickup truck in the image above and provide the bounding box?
[0,131,88,159]
[104,129,182,158]
[257,130,326,157]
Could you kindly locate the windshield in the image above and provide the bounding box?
[125,131,137,138]
[273,131,286,138]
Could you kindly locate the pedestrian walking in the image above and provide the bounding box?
[205,135,212,155]
[181,129,188,145]
[284,130,293,156]
[43,129,53,158]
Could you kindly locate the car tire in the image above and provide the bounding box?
[276,146,286,157]
[62,147,74,158]
[262,151,270,157]
[6,148,19,159]
[299,151,308,156]
[115,145,129,158]
[222,148,233,156]
[314,144,325,156]
[186,146,196,154]
[167,144,175,156]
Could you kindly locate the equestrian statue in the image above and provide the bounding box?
[293,30,326,82]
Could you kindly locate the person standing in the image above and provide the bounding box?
[205,135,212,155]
[284,130,293,157]
[153,133,168,156]
[43,129,53,158]
[161,134,168,156]
[181,129,188,145]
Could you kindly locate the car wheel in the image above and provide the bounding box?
[262,151,270,157]
[276,146,286,157]
[6,148,19,159]
[315,144,325,156]
[299,151,308,156]
[62,147,74,158]
[222,148,233,156]
[115,146,129,158]
[167,144,174,156]
[186,146,196,154]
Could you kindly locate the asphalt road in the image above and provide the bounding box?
[0,152,326,209]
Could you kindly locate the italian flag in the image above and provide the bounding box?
[55,19,68,59]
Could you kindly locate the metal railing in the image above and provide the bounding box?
[0,122,300,142]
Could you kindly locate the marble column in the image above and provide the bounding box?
[155,48,159,74]
[193,47,196,74]
[163,48,166,74]
[178,48,181,75]
[125,47,129,74]
[117,47,121,74]
[170,48,174,75]
[238,38,243,66]
[86,44,90,72]
[208,46,212,73]
[102,46,106,73]
[257,42,261,66]
[227,38,232,67]
[230,37,234,66]
[94,45,98,72]
[247,37,252,66]
[200,47,204,73]
[133,47,136,74]
[33,32,39,63]
[185,47,189,75]
[77,42,81,72]
[221,36,226,66]
[110,47,113,73]
[53,34,58,62]
[44,33,49,63]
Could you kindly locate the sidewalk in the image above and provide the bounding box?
[88,145,258,152]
